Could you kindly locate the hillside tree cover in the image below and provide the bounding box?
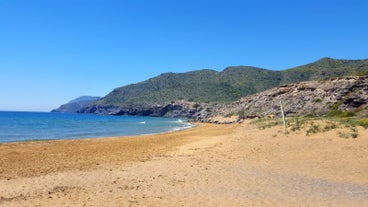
[94,58,368,108]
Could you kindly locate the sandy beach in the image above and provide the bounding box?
[1,121,368,207]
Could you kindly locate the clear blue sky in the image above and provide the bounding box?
[0,0,367,111]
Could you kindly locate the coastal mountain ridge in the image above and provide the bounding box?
[52,96,101,113]
[78,57,368,117]
[66,96,101,104]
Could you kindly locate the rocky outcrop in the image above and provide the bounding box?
[197,76,368,123]
[79,100,202,118]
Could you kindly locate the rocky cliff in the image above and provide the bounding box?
[78,100,204,118]
[198,76,368,123]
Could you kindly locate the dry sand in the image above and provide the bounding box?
[1,121,368,207]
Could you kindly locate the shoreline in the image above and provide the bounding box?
[0,122,214,180]
[0,121,198,145]
[0,111,194,144]
[1,121,368,206]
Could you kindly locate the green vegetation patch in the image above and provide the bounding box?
[327,102,356,118]
[253,116,363,139]
[251,118,283,130]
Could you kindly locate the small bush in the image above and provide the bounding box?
[338,132,350,139]
[350,127,358,138]
[290,118,306,132]
[339,111,356,117]
[314,98,322,103]
[328,102,342,116]
[263,121,281,129]
[328,109,356,118]
[254,119,282,130]
[238,110,246,119]
[305,113,318,118]
[323,122,337,132]
[337,127,358,139]
[306,122,321,136]
[356,118,368,129]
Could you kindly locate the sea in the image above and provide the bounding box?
[0,111,194,143]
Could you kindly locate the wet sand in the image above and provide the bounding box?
[1,121,368,206]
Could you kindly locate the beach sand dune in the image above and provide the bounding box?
[1,121,368,206]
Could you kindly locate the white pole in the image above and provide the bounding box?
[280,101,286,128]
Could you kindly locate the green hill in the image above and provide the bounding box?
[281,57,368,83]
[52,96,101,113]
[80,58,368,116]
[94,66,283,107]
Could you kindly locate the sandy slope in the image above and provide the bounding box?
[0,121,368,206]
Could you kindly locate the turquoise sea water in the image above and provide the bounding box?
[0,111,193,143]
